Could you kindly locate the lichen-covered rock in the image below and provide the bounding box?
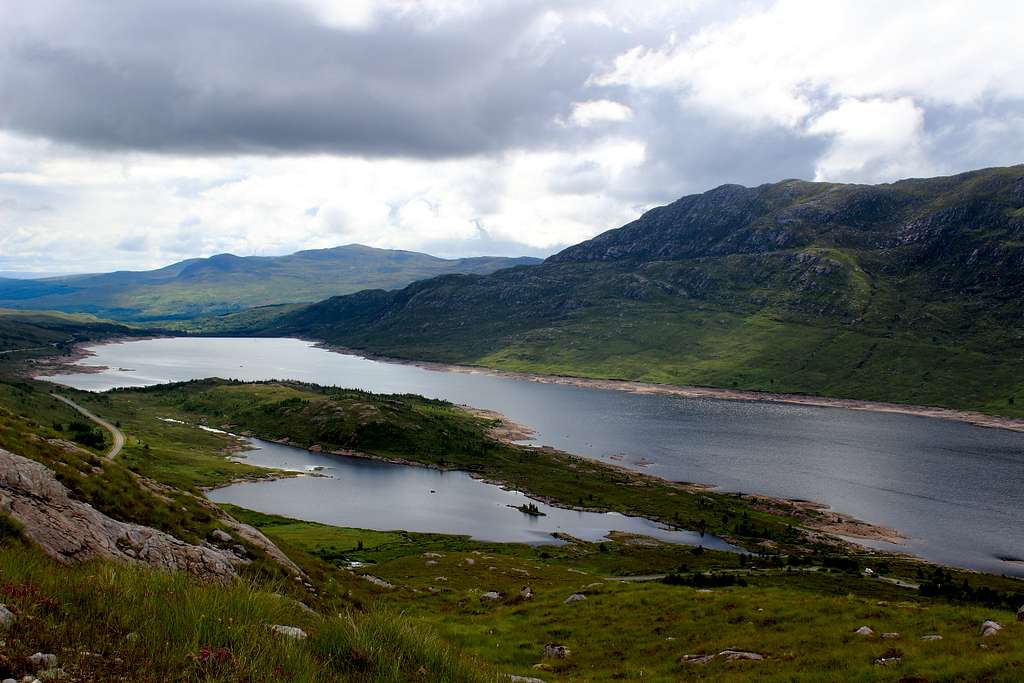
[542,644,570,659]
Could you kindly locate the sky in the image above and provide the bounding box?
[1,0,1022,273]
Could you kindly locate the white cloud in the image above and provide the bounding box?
[806,97,931,182]
[568,100,634,127]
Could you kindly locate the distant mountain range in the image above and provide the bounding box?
[225,165,1024,417]
[0,245,540,321]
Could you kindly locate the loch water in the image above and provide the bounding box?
[48,337,1024,575]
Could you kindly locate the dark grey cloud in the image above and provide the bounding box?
[0,0,638,158]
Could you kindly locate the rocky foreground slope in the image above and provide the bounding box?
[0,447,301,583]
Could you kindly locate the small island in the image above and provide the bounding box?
[509,502,546,517]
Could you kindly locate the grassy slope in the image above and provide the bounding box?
[235,167,1024,419]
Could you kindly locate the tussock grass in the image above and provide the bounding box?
[0,542,496,682]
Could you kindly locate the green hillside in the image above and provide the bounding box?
[0,245,539,322]
[227,166,1024,417]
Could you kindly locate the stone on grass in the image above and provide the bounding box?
[425,560,438,567]
[463,558,475,566]
[920,634,943,641]
[1017,605,1024,622]
[423,552,443,558]
[0,603,14,629]
[718,650,764,661]
[29,653,58,671]
[3,678,17,683]
[873,656,902,666]
[270,624,308,640]
[361,574,394,589]
[480,591,501,602]
[980,620,1002,637]
[563,593,587,604]
[881,632,901,639]
[854,626,874,636]
[681,654,716,665]
[508,676,546,683]
[519,586,534,600]
[542,644,571,659]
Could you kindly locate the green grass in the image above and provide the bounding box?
[0,541,496,683]
[223,506,1024,682]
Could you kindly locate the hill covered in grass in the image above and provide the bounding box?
[0,245,540,322]
[0,309,150,354]
[229,165,1024,417]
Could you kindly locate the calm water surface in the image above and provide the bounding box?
[208,438,738,549]
[48,337,1024,575]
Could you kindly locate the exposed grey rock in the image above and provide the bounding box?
[209,529,232,543]
[519,586,533,600]
[681,654,716,665]
[980,620,1002,637]
[881,632,901,639]
[563,593,586,604]
[542,644,570,659]
[425,560,438,567]
[920,634,943,641]
[1017,605,1024,622]
[508,676,546,683]
[360,574,394,589]
[854,626,874,636]
[718,650,765,661]
[0,603,14,629]
[0,449,237,582]
[463,558,475,566]
[874,656,901,666]
[423,552,443,558]
[29,653,58,671]
[3,677,18,683]
[270,624,308,640]
[480,591,501,602]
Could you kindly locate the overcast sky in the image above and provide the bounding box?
[1,0,1022,273]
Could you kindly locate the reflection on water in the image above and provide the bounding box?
[48,337,1024,575]
[208,438,739,549]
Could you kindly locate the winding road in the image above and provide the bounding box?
[52,394,125,460]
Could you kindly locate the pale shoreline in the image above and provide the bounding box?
[314,342,1024,434]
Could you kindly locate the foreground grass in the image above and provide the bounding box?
[0,540,495,683]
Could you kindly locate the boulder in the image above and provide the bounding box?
[681,654,716,665]
[563,593,587,604]
[270,625,308,640]
[209,529,232,543]
[1017,605,1024,622]
[519,586,534,600]
[881,632,901,639]
[29,653,58,671]
[920,634,943,641]
[425,560,438,567]
[480,591,501,602]
[854,626,874,636]
[0,603,14,630]
[463,558,475,566]
[980,620,1002,637]
[542,644,571,659]
[508,676,546,683]
[423,552,443,559]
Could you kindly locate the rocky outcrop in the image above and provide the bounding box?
[0,448,236,583]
